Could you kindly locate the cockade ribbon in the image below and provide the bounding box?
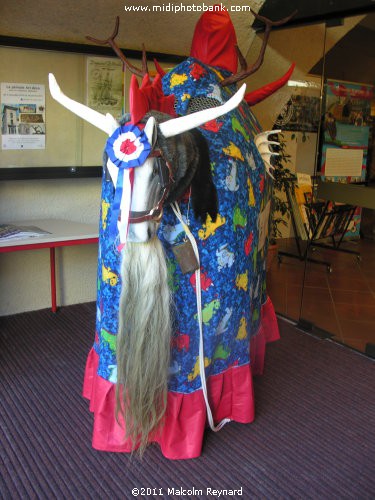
[105,123,151,245]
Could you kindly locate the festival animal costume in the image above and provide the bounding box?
[50,10,292,459]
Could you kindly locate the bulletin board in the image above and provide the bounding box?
[318,78,374,239]
[0,40,180,179]
[320,78,374,182]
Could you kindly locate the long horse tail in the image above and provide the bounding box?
[116,237,172,454]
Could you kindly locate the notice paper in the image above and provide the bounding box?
[1,82,45,150]
[324,148,363,177]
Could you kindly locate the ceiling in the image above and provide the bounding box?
[310,12,375,84]
[0,0,265,60]
[254,0,375,30]
[1,1,373,64]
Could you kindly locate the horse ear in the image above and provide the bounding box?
[144,116,156,144]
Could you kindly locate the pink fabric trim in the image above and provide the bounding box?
[83,297,279,459]
[251,296,280,376]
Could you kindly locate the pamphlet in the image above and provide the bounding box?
[0,224,51,241]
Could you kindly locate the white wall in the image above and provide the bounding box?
[0,177,101,315]
[0,46,140,316]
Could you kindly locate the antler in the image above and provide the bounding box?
[86,16,148,77]
[220,9,297,87]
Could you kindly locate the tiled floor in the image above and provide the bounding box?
[267,237,375,355]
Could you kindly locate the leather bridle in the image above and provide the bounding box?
[128,148,174,224]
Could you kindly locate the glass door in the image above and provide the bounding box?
[299,13,375,355]
[265,21,326,323]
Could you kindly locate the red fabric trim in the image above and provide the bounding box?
[83,297,279,459]
[250,295,280,376]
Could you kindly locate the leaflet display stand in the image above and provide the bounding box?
[278,184,360,273]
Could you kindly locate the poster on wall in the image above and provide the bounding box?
[1,82,45,150]
[274,79,321,134]
[320,79,373,182]
[87,57,124,119]
[275,94,321,133]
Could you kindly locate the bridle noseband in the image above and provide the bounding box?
[128,147,174,224]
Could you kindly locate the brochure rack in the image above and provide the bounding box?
[278,184,360,272]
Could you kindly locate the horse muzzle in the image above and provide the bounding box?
[128,149,173,224]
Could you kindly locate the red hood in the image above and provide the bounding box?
[190,9,238,74]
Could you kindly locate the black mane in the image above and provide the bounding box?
[150,112,218,223]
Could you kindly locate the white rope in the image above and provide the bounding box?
[171,202,230,432]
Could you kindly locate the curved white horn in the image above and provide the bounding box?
[48,73,119,136]
[159,84,247,138]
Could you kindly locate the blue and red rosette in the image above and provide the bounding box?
[106,123,151,170]
[105,124,152,243]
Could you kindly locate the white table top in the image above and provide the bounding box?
[0,219,99,248]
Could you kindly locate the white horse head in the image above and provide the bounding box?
[48,73,245,246]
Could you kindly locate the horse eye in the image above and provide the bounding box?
[152,163,158,176]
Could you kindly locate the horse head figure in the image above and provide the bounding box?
[49,72,244,242]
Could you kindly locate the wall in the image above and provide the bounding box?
[0,178,101,315]
[0,46,107,315]
[0,47,107,169]
[0,45,177,316]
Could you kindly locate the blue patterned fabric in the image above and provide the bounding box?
[93,57,271,393]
